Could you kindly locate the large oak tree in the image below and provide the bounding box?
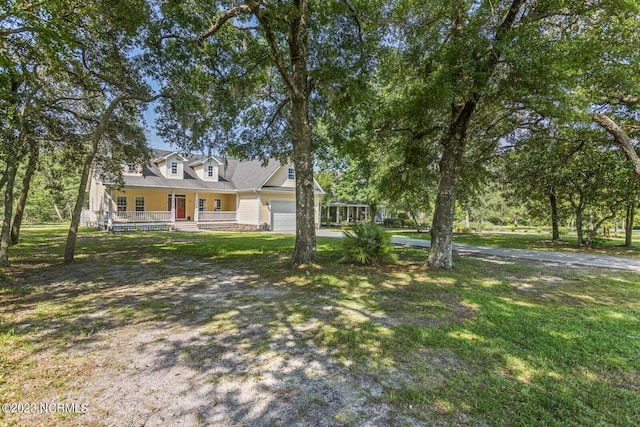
[152,0,376,264]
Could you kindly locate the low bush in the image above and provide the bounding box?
[341,223,395,265]
[403,218,415,228]
[453,224,471,234]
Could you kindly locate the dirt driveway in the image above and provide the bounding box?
[3,254,468,427]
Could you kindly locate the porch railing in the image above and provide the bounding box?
[110,211,172,223]
[197,211,237,222]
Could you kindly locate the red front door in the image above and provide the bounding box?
[168,195,187,219]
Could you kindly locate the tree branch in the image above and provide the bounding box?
[341,0,363,44]
[593,113,640,179]
[266,97,291,130]
[246,0,297,96]
[81,48,131,92]
[0,26,37,37]
[196,4,252,45]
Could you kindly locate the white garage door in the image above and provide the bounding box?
[271,201,296,231]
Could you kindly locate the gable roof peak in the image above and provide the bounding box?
[151,150,188,163]
[188,155,223,167]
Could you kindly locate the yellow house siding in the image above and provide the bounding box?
[222,194,235,210]
[195,193,234,211]
[156,159,166,177]
[109,188,237,213]
[263,165,295,188]
[259,192,321,227]
[89,177,105,214]
[156,154,184,179]
[260,197,270,224]
[237,193,259,225]
[110,189,167,212]
[260,191,295,224]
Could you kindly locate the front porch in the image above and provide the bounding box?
[98,210,238,232]
[98,188,238,232]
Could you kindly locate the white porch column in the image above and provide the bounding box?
[336,205,340,224]
[257,192,262,226]
[171,191,176,224]
[194,192,199,222]
[107,187,113,228]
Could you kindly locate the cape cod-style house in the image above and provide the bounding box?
[87,150,324,232]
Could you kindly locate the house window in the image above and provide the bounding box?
[207,164,214,178]
[135,196,145,212]
[288,167,295,180]
[116,196,127,212]
[127,163,136,173]
[198,198,206,212]
[170,161,178,175]
[214,198,221,211]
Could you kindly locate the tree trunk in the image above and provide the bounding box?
[428,0,525,270]
[0,160,18,266]
[11,145,39,245]
[575,208,584,247]
[428,115,470,269]
[53,202,64,221]
[64,149,96,263]
[549,191,560,240]
[0,165,7,193]
[286,1,315,265]
[289,96,316,265]
[625,197,635,247]
[64,94,130,264]
[464,203,470,229]
[410,211,421,232]
[585,211,616,246]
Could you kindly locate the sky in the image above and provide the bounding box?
[143,101,174,151]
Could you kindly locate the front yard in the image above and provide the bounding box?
[1,227,639,426]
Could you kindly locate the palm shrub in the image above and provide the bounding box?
[341,223,395,265]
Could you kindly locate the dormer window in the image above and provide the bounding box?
[170,161,178,175]
[288,167,295,180]
[207,164,214,178]
[127,163,136,173]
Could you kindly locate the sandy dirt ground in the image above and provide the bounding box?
[3,258,469,427]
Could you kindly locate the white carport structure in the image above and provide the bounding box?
[323,202,372,226]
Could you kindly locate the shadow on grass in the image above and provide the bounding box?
[1,228,639,425]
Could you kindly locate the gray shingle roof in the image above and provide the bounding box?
[121,150,323,194]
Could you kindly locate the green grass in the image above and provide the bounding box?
[395,229,640,258]
[1,225,639,425]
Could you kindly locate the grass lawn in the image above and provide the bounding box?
[395,229,640,258]
[1,226,639,426]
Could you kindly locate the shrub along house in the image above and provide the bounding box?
[87,150,324,232]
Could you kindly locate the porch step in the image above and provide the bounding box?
[174,221,201,232]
